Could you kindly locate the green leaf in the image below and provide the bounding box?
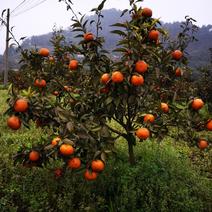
[130,0,134,5]
[44,145,54,151]
[110,30,127,37]
[20,36,26,41]
[1,9,6,18]
[111,23,127,28]
[199,104,210,119]
[173,102,187,110]
[72,28,84,32]
[67,0,73,4]
[90,8,98,12]
[90,20,95,25]
[104,150,112,154]
[105,97,113,105]
[113,48,128,53]
[80,15,85,24]
[97,0,106,11]
[121,9,128,17]
[66,122,74,133]
[71,22,81,28]
[114,98,121,107]
[62,138,75,145]
[117,39,129,46]
[93,150,101,159]
[100,152,106,163]
[83,20,88,29]
[91,126,102,132]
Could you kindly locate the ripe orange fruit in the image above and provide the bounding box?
[148,30,159,41]
[142,8,152,17]
[34,79,47,88]
[143,114,155,123]
[171,50,183,60]
[198,140,208,150]
[136,128,150,140]
[206,120,212,131]
[111,71,124,83]
[68,157,81,169]
[101,73,110,84]
[49,56,55,63]
[38,48,49,57]
[84,32,94,41]
[175,68,182,77]
[40,80,47,87]
[91,160,105,172]
[53,91,59,96]
[59,144,74,156]
[29,150,40,161]
[135,60,148,73]
[161,103,169,113]
[63,86,69,91]
[84,170,98,181]
[69,59,78,70]
[51,137,61,146]
[7,116,21,130]
[14,99,29,112]
[131,75,144,86]
[191,98,204,110]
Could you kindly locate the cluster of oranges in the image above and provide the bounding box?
[17,134,106,181]
[99,62,210,148]
[135,98,210,149]
[100,59,148,90]
[32,32,94,91]
[34,79,47,88]
[135,105,166,141]
[99,24,184,92]
[51,137,105,180]
[54,159,105,180]
[7,98,29,130]
[68,32,94,71]
[171,50,184,77]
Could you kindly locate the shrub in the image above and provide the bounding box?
[0,137,211,211]
[97,141,212,211]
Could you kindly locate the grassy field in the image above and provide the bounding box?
[0,89,211,211]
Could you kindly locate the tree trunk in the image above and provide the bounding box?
[127,133,136,165]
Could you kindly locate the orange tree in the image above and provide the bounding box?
[5,0,114,178]
[94,1,211,164]
[5,0,211,176]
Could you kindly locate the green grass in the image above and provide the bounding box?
[0,89,211,211]
[0,89,8,111]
